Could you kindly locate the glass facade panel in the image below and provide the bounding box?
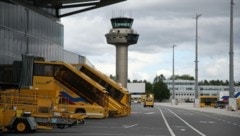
[0,1,63,65]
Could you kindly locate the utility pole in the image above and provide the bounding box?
[229,0,234,98]
[172,45,176,105]
[194,14,201,107]
[228,0,237,111]
[195,14,201,100]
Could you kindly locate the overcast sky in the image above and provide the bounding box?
[61,0,240,83]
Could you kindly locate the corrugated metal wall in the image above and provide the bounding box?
[0,1,64,64]
[64,50,94,67]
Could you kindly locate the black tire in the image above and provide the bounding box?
[13,119,30,133]
[68,120,78,127]
[75,108,86,114]
[78,119,85,124]
[57,124,65,129]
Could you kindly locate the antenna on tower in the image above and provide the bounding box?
[112,10,117,18]
[112,9,134,18]
[120,9,126,17]
[129,10,132,18]
[120,9,123,17]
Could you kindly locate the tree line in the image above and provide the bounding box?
[127,74,240,101]
[130,74,240,86]
[129,74,170,102]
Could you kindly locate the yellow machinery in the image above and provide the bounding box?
[0,54,131,118]
[143,94,154,108]
[73,64,131,116]
[33,61,110,118]
[33,60,131,117]
[0,108,38,133]
[0,89,84,132]
[199,96,218,107]
[237,98,240,109]
[0,90,83,132]
[0,56,107,118]
[21,87,106,119]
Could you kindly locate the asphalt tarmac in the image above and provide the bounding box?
[2,102,240,136]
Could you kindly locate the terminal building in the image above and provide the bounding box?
[64,50,94,67]
[0,0,125,65]
[0,0,64,64]
[164,80,240,102]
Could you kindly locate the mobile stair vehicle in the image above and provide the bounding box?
[0,55,108,118]
[0,54,132,118]
[73,64,131,116]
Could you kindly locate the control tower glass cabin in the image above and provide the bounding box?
[105,17,139,87]
[106,17,139,45]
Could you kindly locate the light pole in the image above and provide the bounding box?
[194,13,201,107]
[195,14,201,100]
[228,0,237,110]
[172,45,176,105]
[229,0,234,98]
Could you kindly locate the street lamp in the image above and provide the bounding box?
[228,0,237,110]
[229,0,234,98]
[194,14,201,104]
[172,45,176,105]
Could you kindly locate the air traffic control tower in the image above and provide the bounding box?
[105,17,139,87]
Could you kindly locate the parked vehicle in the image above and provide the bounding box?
[214,101,228,109]
[143,94,154,108]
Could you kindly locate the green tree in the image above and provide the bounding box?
[152,75,170,101]
[180,74,194,80]
[132,79,138,83]
[236,81,240,86]
[144,80,153,94]
[110,74,116,81]
[170,74,194,80]
[153,74,166,84]
[204,80,209,85]
[153,80,170,101]
[224,80,229,85]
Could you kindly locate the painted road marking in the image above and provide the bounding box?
[123,124,139,128]
[174,126,187,132]
[180,128,186,131]
[199,121,215,124]
[158,108,176,136]
[208,121,215,124]
[168,109,206,136]
[145,112,155,114]
[203,114,240,127]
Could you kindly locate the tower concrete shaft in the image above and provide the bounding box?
[116,45,128,87]
[105,17,139,87]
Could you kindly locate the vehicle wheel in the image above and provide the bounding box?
[75,108,86,114]
[57,124,65,129]
[78,119,85,124]
[14,119,30,133]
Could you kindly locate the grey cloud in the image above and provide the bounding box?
[62,0,240,81]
